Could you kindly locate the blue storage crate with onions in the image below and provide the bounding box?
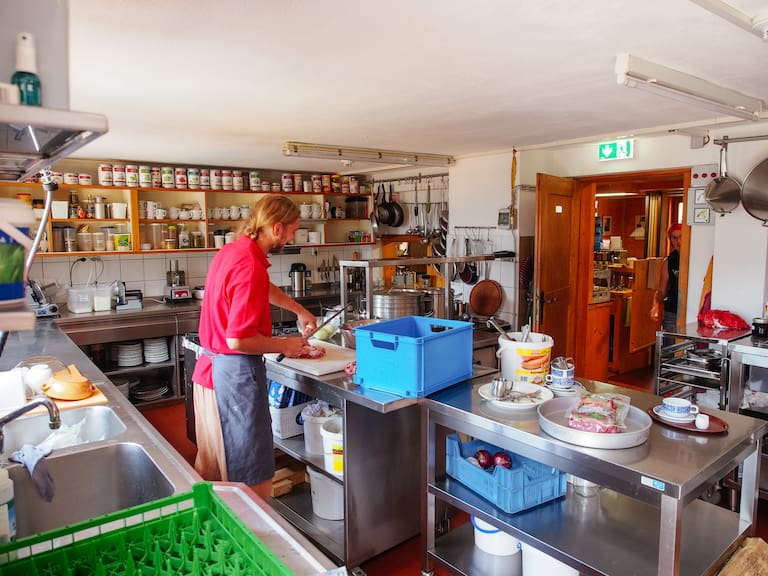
[446,434,567,514]
[353,316,473,397]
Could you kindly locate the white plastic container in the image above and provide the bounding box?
[471,515,521,557]
[301,405,339,454]
[0,370,26,413]
[320,416,344,477]
[67,287,93,313]
[0,467,16,543]
[521,542,578,576]
[307,466,344,521]
[496,332,554,385]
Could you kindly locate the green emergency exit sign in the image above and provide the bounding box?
[598,139,633,161]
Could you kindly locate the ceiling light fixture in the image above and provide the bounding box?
[615,53,764,121]
[282,141,455,167]
[688,0,768,40]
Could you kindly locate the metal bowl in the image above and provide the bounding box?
[340,318,382,349]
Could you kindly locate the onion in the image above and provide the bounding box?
[493,451,512,469]
[474,449,493,469]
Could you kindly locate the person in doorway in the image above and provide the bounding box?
[192,194,317,500]
[651,223,682,332]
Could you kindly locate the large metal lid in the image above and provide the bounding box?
[741,157,768,224]
[0,103,107,181]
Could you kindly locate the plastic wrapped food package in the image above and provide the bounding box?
[568,393,630,434]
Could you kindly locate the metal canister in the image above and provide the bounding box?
[221,169,233,190]
[210,169,222,190]
[350,175,359,194]
[174,167,187,189]
[232,170,244,190]
[292,173,302,193]
[97,164,113,186]
[94,196,106,219]
[282,173,294,192]
[311,174,322,193]
[271,182,281,192]
[261,181,270,192]
[161,166,174,188]
[187,167,200,189]
[151,166,162,187]
[341,176,350,194]
[200,168,210,189]
[321,174,331,193]
[64,172,79,185]
[78,173,92,186]
[138,165,152,187]
[125,164,139,187]
[249,172,261,191]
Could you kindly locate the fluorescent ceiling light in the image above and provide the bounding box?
[688,0,768,40]
[283,141,455,167]
[595,192,638,197]
[615,53,764,121]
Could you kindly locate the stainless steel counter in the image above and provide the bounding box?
[0,320,336,574]
[422,376,767,576]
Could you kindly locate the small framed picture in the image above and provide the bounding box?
[602,215,612,234]
[694,208,711,223]
[694,188,707,206]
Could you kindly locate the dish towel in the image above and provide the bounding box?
[10,444,55,502]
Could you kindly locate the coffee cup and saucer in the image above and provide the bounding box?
[544,360,583,396]
[653,397,699,423]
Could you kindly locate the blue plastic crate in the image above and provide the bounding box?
[353,316,473,397]
[445,434,567,514]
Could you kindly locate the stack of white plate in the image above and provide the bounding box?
[143,337,170,363]
[130,380,169,402]
[116,341,143,367]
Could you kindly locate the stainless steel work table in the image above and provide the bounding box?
[421,376,767,576]
[265,356,494,569]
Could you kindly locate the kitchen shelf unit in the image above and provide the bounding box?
[0,172,373,254]
[421,377,766,576]
[654,323,750,410]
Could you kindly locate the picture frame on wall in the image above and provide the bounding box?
[602,216,612,234]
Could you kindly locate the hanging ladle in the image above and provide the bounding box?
[487,317,513,341]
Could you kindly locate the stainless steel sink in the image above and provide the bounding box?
[0,405,126,457]
[9,442,174,537]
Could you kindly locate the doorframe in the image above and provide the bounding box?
[572,168,692,375]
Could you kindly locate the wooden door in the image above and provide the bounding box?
[534,173,580,359]
[629,258,660,352]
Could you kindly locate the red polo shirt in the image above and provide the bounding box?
[192,235,272,389]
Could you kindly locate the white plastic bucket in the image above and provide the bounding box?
[301,405,338,455]
[470,516,521,557]
[320,417,344,477]
[521,542,578,576]
[496,332,553,385]
[307,466,344,520]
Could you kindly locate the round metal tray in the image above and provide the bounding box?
[538,397,652,449]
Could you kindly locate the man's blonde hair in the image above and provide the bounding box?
[240,194,300,240]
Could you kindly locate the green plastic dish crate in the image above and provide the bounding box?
[0,482,294,576]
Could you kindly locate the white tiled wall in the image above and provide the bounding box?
[29,245,376,304]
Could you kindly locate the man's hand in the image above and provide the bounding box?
[281,335,310,358]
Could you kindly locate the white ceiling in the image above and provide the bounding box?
[68,0,768,174]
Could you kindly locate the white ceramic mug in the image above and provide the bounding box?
[662,397,699,417]
[220,207,231,220]
[190,208,203,220]
[178,210,191,220]
[212,207,223,219]
[168,206,180,219]
[308,231,321,244]
[300,203,312,219]
[229,205,240,219]
[239,205,250,219]
[311,203,323,219]
[154,208,167,219]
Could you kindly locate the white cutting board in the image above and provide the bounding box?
[265,341,356,376]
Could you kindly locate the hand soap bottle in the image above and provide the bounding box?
[11,32,42,106]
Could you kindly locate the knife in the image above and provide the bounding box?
[276,304,350,362]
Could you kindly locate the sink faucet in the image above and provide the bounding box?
[0,396,61,454]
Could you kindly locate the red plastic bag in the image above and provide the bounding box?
[697,309,750,330]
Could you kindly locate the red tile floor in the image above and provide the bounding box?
[142,366,768,575]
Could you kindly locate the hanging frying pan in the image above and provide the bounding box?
[370,187,381,238]
[741,157,768,225]
[460,237,479,284]
[705,145,741,214]
[389,184,405,228]
[377,184,394,225]
[469,279,503,317]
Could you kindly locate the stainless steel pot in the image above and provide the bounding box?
[373,289,423,319]
[705,145,741,214]
[741,157,768,225]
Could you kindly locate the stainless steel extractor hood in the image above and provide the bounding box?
[0,103,108,182]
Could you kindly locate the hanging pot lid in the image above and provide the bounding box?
[741,157,768,225]
[705,145,741,214]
